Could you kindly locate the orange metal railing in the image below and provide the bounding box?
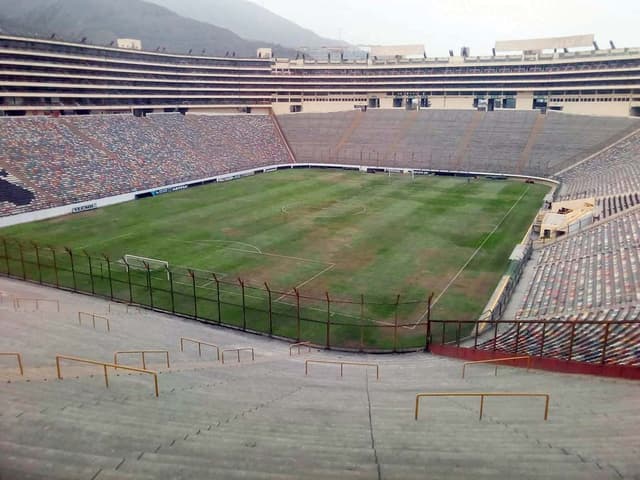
[304,360,380,380]
[0,352,24,376]
[461,355,532,378]
[78,312,111,332]
[221,347,255,364]
[55,355,159,397]
[414,392,550,421]
[289,341,313,356]
[180,337,220,361]
[113,350,170,370]
[14,297,60,312]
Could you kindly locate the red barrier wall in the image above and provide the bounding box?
[430,344,640,380]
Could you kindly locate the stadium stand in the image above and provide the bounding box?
[557,130,640,200]
[277,110,637,175]
[1,277,640,479]
[0,114,291,216]
[518,207,640,319]
[478,305,640,366]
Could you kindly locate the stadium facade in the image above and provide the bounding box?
[1,33,640,117]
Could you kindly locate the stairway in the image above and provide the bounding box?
[452,110,484,171]
[517,113,546,174]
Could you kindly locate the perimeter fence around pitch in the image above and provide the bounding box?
[0,237,445,352]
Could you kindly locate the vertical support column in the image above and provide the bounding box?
[360,294,365,353]
[600,322,611,365]
[2,238,10,276]
[33,242,42,284]
[65,247,76,291]
[168,267,175,314]
[539,322,547,357]
[213,273,221,324]
[84,250,95,295]
[492,320,499,352]
[145,263,153,309]
[567,322,577,362]
[18,242,26,280]
[238,278,246,331]
[124,258,133,304]
[514,322,521,354]
[393,294,400,353]
[190,270,197,319]
[326,291,331,349]
[456,321,462,347]
[425,293,433,352]
[265,282,273,337]
[295,287,301,342]
[103,255,113,300]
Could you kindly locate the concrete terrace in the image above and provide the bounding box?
[0,277,639,479]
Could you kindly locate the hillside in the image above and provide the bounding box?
[0,0,296,58]
[148,0,345,48]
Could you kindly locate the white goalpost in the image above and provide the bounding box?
[123,254,170,280]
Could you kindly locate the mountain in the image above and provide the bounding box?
[0,0,296,58]
[147,0,345,48]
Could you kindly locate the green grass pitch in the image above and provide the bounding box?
[1,169,548,349]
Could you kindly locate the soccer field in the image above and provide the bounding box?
[1,169,548,348]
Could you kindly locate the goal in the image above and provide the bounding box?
[123,254,169,280]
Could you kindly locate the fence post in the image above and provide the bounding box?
[213,273,221,324]
[103,254,113,300]
[425,293,433,351]
[294,287,301,342]
[124,258,133,303]
[84,250,95,295]
[539,321,546,357]
[265,282,273,337]
[238,278,246,331]
[168,267,175,314]
[492,319,499,352]
[393,294,400,353]
[189,270,197,319]
[65,247,77,291]
[326,291,331,349]
[567,321,577,361]
[18,242,26,280]
[514,322,521,354]
[50,247,59,288]
[144,262,153,309]
[32,241,42,284]
[456,321,462,347]
[1,238,9,276]
[360,294,365,353]
[600,322,610,365]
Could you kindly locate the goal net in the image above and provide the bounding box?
[123,254,169,280]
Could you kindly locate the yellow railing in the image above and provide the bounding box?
[78,312,111,332]
[414,392,550,421]
[0,352,24,376]
[14,297,60,312]
[289,341,313,356]
[179,337,220,361]
[221,347,255,364]
[55,355,159,397]
[462,356,532,379]
[304,360,380,380]
[113,350,170,370]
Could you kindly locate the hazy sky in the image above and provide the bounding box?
[255,0,639,55]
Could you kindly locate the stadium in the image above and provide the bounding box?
[0,28,639,479]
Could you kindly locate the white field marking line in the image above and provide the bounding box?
[274,263,336,302]
[76,233,133,250]
[168,238,262,254]
[408,186,532,330]
[281,204,368,217]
